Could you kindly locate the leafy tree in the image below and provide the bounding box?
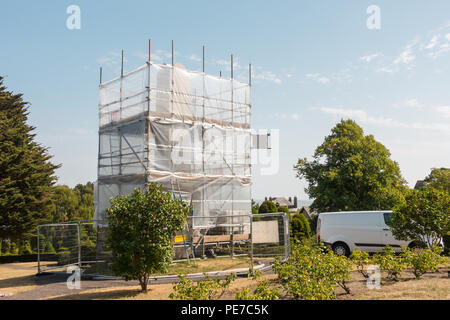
[48,183,95,223]
[390,188,450,248]
[49,185,79,222]
[422,168,450,193]
[0,76,60,241]
[106,183,190,292]
[258,200,278,214]
[290,212,311,242]
[294,119,407,212]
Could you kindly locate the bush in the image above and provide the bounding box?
[290,212,311,242]
[350,250,371,278]
[402,246,448,279]
[373,246,406,282]
[272,243,352,300]
[170,273,236,300]
[235,281,280,300]
[258,201,278,214]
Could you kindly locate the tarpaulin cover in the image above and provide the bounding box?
[95,62,251,229]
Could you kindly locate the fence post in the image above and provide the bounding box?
[284,212,290,259]
[77,221,81,268]
[37,226,41,274]
[250,214,253,270]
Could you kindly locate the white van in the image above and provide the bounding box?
[317,211,414,256]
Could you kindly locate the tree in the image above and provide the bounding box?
[258,200,278,214]
[106,183,191,292]
[0,76,60,241]
[294,119,407,213]
[389,188,450,248]
[421,168,450,193]
[290,212,311,242]
[49,185,79,222]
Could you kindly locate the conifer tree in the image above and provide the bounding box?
[0,76,60,241]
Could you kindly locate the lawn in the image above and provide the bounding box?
[1,260,448,300]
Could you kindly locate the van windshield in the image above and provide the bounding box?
[383,212,393,225]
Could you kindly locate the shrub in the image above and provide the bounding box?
[350,250,371,278]
[272,243,352,300]
[290,212,311,242]
[106,183,191,292]
[258,201,278,214]
[235,281,280,300]
[402,246,448,279]
[373,246,406,282]
[327,252,353,294]
[170,273,236,300]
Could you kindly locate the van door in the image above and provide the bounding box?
[380,212,408,252]
[353,213,385,253]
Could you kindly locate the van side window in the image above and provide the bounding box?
[383,212,393,225]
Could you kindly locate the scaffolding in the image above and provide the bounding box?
[94,46,252,236]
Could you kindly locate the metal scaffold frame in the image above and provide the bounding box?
[95,41,252,239]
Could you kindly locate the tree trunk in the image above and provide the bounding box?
[139,275,149,293]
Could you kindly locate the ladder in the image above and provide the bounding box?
[172,179,195,262]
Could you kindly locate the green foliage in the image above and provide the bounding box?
[258,200,278,214]
[9,242,18,255]
[251,199,260,215]
[309,215,319,235]
[0,77,60,241]
[277,206,290,216]
[170,273,236,300]
[390,188,450,248]
[350,249,371,278]
[18,240,32,255]
[402,246,448,279]
[235,280,281,300]
[294,119,407,212]
[272,243,352,300]
[422,168,450,193]
[48,183,94,223]
[106,183,191,292]
[290,212,311,242]
[373,246,406,282]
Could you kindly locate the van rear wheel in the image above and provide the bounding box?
[332,242,350,257]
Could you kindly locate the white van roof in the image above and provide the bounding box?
[319,210,392,215]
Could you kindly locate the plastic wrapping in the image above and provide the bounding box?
[96,62,251,228]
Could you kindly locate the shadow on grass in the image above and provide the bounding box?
[0,275,36,289]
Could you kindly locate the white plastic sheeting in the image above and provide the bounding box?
[95,62,251,229]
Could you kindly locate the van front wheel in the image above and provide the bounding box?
[332,242,350,257]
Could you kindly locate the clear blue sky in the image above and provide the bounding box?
[1,1,449,201]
